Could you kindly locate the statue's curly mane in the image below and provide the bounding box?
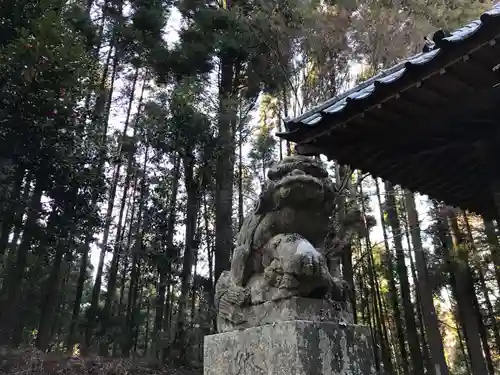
[237,210,263,248]
[235,156,334,262]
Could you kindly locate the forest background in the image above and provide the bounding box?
[0,1,499,375]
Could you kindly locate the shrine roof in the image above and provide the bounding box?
[277,4,500,219]
[281,4,500,135]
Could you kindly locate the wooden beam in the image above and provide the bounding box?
[320,83,500,157]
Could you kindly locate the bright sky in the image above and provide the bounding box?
[89,5,434,287]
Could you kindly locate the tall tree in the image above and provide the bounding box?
[436,205,489,375]
[384,182,424,374]
[403,191,449,375]
[0,0,99,345]
[375,179,409,375]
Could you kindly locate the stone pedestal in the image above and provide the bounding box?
[204,299,377,375]
[217,297,354,333]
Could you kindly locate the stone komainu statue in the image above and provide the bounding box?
[215,155,362,333]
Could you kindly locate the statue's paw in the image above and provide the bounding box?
[285,239,326,278]
[302,251,322,276]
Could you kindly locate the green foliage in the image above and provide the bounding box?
[120,0,172,67]
[248,94,278,182]
[64,2,99,49]
[351,0,491,70]
[161,0,307,95]
[409,0,490,30]
[0,0,98,161]
[0,0,498,372]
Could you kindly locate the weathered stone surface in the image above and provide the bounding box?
[215,155,368,333]
[207,156,376,374]
[204,321,377,375]
[217,297,354,333]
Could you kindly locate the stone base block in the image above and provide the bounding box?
[217,297,353,333]
[204,321,377,375]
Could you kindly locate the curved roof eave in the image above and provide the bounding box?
[278,4,500,140]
